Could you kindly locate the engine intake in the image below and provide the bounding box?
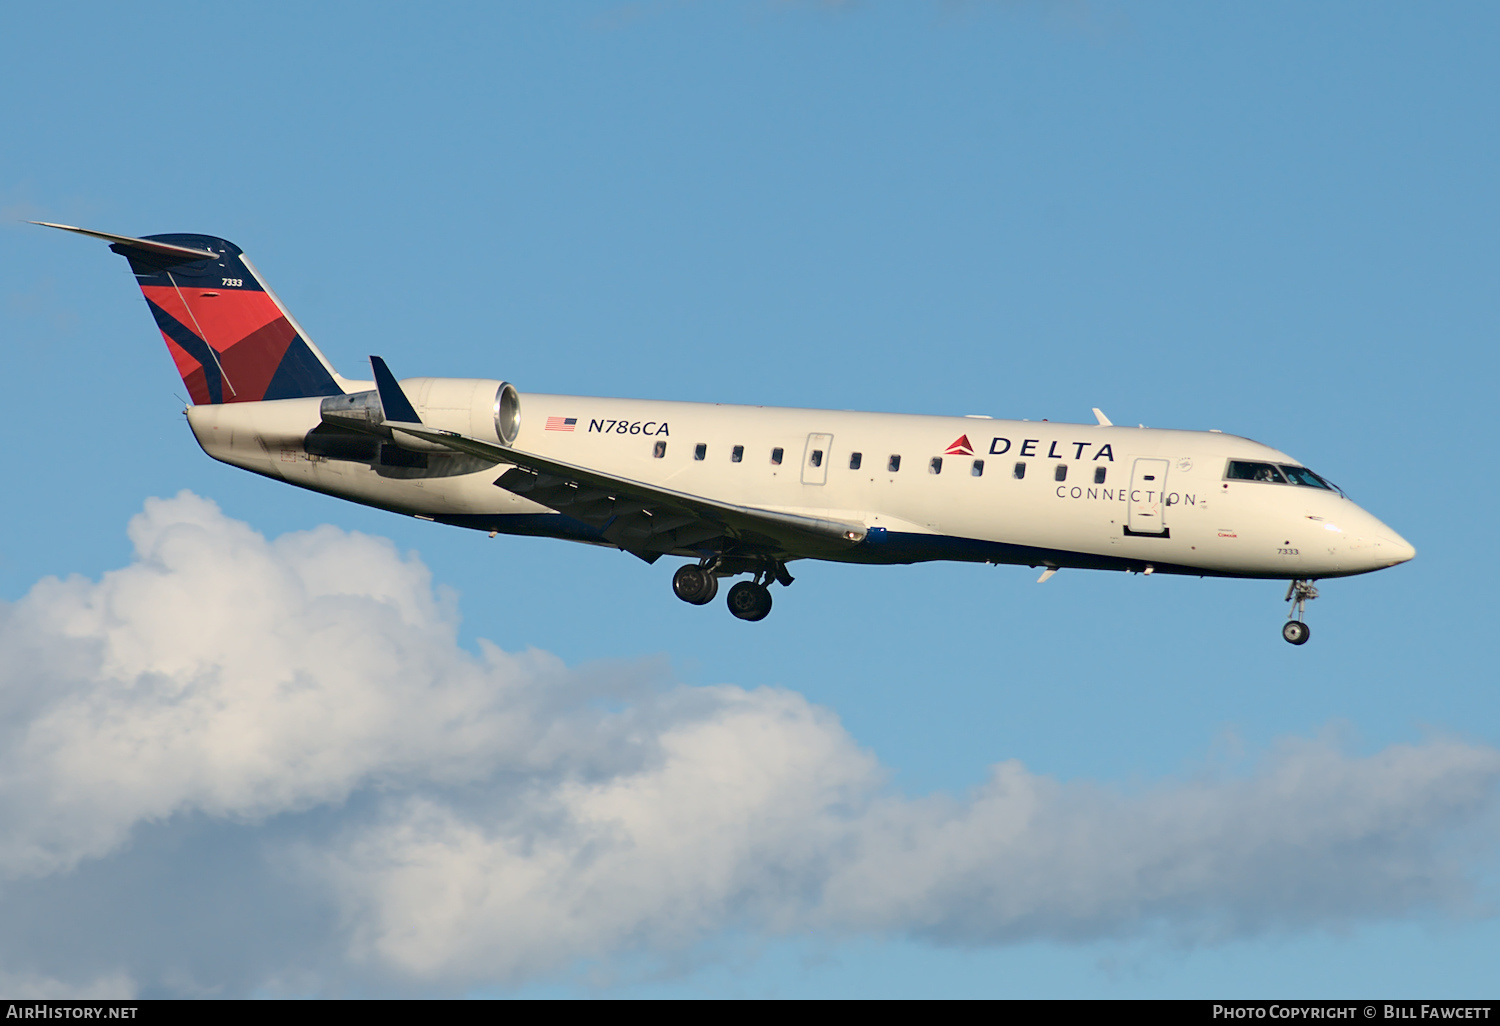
[494,382,520,445]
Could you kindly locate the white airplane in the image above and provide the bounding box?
[40,223,1415,644]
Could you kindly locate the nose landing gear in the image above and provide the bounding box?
[1282,579,1318,645]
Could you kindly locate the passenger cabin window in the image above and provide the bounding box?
[809,449,823,468]
[849,452,862,470]
[731,445,744,463]
[888,455,901,472]
[694,443,707,461]
[653,441,666,458]
[1094,466,1107,484]
[930,457,943,474]
[1013,462,1026,480]
[1054,464,1067,482]
[771,447,784,465]
[972,459,984,477]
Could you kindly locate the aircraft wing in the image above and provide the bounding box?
[384,421,869,562]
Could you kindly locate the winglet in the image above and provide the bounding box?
[369,356,422,425]
[1092,407,1113,427]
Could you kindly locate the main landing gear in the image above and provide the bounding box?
[1282,579,1318,645]
[672,559,791,621]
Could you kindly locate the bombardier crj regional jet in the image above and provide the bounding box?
[41,222,1415,644]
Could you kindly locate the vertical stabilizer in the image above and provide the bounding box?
[36,222,344,404]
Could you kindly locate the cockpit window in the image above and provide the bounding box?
[1280,465,1335,490]
[1225,460,1344,495]
[1225,461,1288,484]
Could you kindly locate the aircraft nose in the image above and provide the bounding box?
[1381,531,1416,566]
[1339,508,1415,571]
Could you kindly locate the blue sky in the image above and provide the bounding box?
[2,1,1497,998]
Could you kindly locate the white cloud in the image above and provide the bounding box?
[0,493,595,880]
[0,493,1494,994]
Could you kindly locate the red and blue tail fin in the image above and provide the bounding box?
[37,223,344,404]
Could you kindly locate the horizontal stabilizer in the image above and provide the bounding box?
[31,221,218,261]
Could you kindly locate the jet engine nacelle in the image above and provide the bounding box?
[319,377,521,452]
[397,377,521,446]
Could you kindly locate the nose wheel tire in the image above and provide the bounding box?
[727,581,773,621]
[672,565,719,605]
[1282,620,1311,645]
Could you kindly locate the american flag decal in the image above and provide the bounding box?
[545,416,578,432]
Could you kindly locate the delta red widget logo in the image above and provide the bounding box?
[945,435,974,455]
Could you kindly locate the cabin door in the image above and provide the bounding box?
[802,433,833,485]
[1128,458,1170,534]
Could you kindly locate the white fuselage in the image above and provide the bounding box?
[184,381,1414,581]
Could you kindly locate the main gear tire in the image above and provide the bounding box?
[672,565,719,605]
[726,581,773,621]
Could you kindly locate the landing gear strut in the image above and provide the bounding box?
[1282,579,1318,645]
